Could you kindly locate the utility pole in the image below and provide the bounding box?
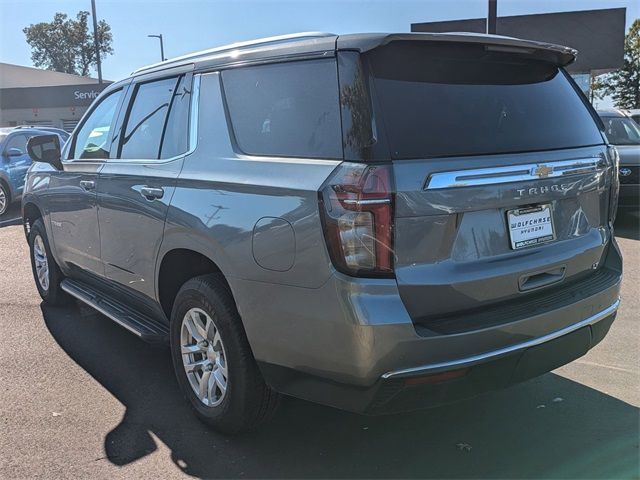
[487,0,497,34]
[90,0,103,83]
[148,34,166,61]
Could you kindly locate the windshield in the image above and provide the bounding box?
[601,116,640,145]
[366,42,604,159]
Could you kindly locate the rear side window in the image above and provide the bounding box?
[120,76,189,160]
[160,75,191,159]
[367,42,604,159]
[221,59,342,159]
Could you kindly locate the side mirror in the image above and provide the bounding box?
[5,148,23,157]
[26,135,62,170]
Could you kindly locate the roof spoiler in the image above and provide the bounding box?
[337,32,577,67]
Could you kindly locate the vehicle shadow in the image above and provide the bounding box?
[0,204,22,228]
[41,302,639,479]
[615,210,639,241]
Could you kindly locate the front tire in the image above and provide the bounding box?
[170,274,280,434]
[28,219,67,305]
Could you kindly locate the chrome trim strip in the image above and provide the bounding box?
[61,283,143,337]
[425,157,605,190]
[382,298,620,379]
[342,198,391,206]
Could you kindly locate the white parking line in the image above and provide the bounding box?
[575,359,636,374]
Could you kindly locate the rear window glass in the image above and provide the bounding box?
[367,42,604,159]
[221,59,342,159]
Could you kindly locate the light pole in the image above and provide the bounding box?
[487,0,497,34]
[148,34,166,61]
[90,0,102,83]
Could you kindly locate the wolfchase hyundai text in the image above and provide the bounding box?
[22,32,622,433]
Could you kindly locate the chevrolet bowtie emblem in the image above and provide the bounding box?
[533,165,553,178]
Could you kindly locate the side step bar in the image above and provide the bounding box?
[61,279,169,343]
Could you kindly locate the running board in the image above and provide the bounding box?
[61,279,169,343]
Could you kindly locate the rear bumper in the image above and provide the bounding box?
[235,238,622,414]
[259,303,617,414]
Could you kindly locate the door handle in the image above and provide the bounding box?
[80,180,95,191]
[140,186,164,200]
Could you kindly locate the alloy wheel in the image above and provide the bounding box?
[0,186,7,215]
[180,307,228,407]
[33,235,49,292]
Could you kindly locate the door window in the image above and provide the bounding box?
[160,75,191,159]
[72,89,123,159]
[4,134,28,155]
[119,76,184,160]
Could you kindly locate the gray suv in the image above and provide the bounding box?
[23,32,622,433]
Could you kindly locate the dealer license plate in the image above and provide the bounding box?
[507,205,555,250]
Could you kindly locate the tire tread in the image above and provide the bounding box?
[170,273,279,433]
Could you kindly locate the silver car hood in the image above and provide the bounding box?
[614,145,640,166]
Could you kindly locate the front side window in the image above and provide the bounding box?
[119,76,181,160]
[221,59,342,159]
[72,89,123,159]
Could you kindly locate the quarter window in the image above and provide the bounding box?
[72,89,122,159]
[221,59,342,159]
[120,76,185,160]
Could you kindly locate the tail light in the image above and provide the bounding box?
[319,163,394,277]
[607,145,620,224]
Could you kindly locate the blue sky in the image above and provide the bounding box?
[1,0,638,84]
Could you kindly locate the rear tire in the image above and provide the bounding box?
[170,274,280,434]
[0,182,10,216]
[28,219,68,305]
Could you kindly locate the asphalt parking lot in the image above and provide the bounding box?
[0,213,638,479]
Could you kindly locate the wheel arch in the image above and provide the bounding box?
[156,248,235,320]
[22,201,43,234]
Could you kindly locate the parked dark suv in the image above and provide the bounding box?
[23,32,622,433]
[597,109,639,211]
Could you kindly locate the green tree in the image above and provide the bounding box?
[601,19,640,109]
[589,73,610,103]
[23,11,113,77]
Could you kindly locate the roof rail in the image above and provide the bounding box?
[133,31,335,75]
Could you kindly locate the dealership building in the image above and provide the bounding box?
[0,62,110,132]
[413,7,626,98]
